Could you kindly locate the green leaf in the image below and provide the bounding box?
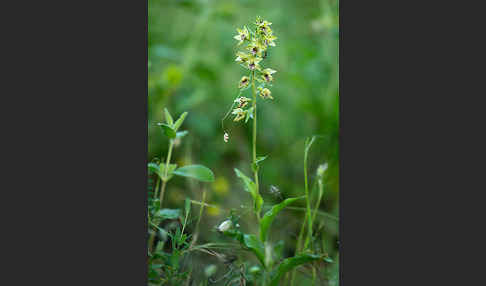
[176,130,189,138]
[324,256,333,263]
[260,196,305,242]
[269,253,324,286]
[158,123,176,139]
[242,234,265,266]
[305,136,316,156]
[164,108,174,126]
[234,168,263,213]
[156,208,181,220]
[173,111,188,131]
[251,155,267,172]
[256,156,267,164]
[148,162,159,174]
[173,164,215,182]
[159,163,177,181]
[184,198,191,217]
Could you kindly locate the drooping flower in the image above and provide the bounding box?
[232,108,246,122]
[258,87,273,100]
[235,51,250,64]
[264,34,277,47]
[239,76,250,88]
[247,56,262,71]
[234,96,251,108]
[223,132,229,143]
[247,40,265,57]
[233,26,249,45]
[261,68,277,82]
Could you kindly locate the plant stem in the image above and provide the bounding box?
[290,211,307,286]
[251,70,261,222]
[190,190,206,248]
[153,177,160,199]
[148,139,174,253]
[311,179,324,234]
[159,139,174,208]
[303,142,313,250]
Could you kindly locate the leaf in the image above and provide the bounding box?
[242,234,265,266]
[159,163,177,181]
[251,155,267,172]
[234,168,263,213]
[158,123,176,139]
[173,111,188,131]
[156,208,181,220]
[269,253,324,286]
[304,136,316,157]
[164,108,174,126]
[185,198,191,217]
[148,162,159,174]
[260,196,305,242]
[176,130,189,138]
[255,156,267,164]
[324,256,333,263]
[173,164,215,182]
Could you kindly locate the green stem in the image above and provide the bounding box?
[311,179,324,233]
[159,140,174,208]
[251,70,261,222]
[148,139,174,253]
[290,211,307,286]
[303,144,313,249]
[153,177,160,199]
[190,190,206,248]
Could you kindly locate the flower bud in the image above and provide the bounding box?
[223,132,229,143]
[217,220,233,232]
[317,163,328,177]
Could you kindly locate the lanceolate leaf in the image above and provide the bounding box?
[269,253,324,286]
[158,123,176,139]
[148,162,159,174]
[176,130,189,138]
[242,234,265,267]
[234,168,263,212]
[155,208,181,220]
[173,164,215,182]
[251,155,267,172]
[173,111,188,131]
[260,196,305,242]
[164,108,174,126]
[159,163,177,181]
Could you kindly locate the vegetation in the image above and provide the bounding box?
[148,1,339,285]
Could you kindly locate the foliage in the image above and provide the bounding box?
[148,0,339,284]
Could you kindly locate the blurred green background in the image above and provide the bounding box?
[149,0,338,284]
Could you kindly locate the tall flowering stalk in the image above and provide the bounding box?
[217,17,328,286]
[224,16,278,222]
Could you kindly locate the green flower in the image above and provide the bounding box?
[255,16,273,34]
[258,87,273,100]
[239,76,250,88]
[247,56,262,71]
[235,51,250,64]
[261,68,277,82]
[233,26,249,45]
[264,34,277,47]
[234,96,251,108]
[247,40,266,57]
[232,108,246,122]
